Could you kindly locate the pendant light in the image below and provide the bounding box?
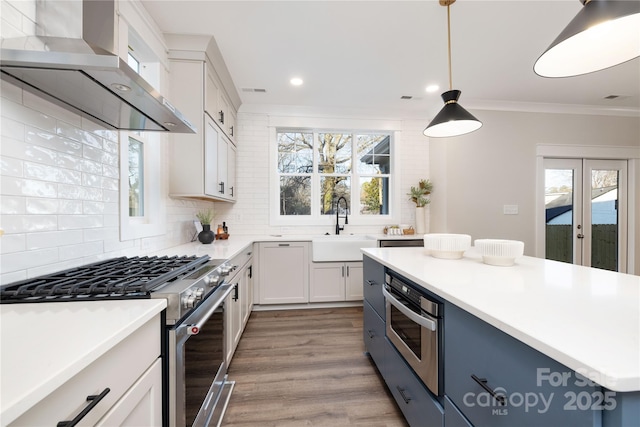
[534,0,640,77]
[424,0,482,138]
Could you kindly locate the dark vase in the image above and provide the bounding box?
[198,224,215,244]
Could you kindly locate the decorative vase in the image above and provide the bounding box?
[415,206,426,234]
[198,224,215,244]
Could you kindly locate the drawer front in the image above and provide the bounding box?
[363,300,386,375]
[445,303,601,427]
[11,315,161,427]
[363,256,385,319]
[385,339,444,427]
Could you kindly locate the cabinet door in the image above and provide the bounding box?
[217,132,229,198]
[258,242,309,304]
[345,261,363,301]
[310,262,345,302]
[227,142,237,200]
[204,67,219,118]
[204,116,219,197]
[96,359,162,426]
[225,284,242,364]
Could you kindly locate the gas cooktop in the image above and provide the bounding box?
[0,255,210,303]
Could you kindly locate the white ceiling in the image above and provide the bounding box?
[141,0,640,119]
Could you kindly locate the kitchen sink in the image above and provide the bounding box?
[311,235,378,262]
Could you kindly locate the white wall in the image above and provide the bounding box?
[429,109,640,272]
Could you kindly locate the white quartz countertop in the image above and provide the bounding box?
[362,247,640,392]
[0,299,166,425]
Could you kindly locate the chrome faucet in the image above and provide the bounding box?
[335,196,349,235]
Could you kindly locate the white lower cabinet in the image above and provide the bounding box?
[96,359,162,426]
[310,261,363,302]
[225,248,254,364]
[10,314,161,427]
[257,242,309,304]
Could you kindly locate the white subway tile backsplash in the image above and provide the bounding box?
[0,80,22,105]
[0,195,25,214]
[82,201,106,215]
[26,127,83,156]
[59,241,103,261]
[81,119,119,143]
[56,120,102,148]
[58,199,82,214]
[0,233,26,254]
[1,156,23,177]
[2,177,57,198]
[26,230,83,250]
[1,94,56,133]
[25,197,58,214]
[57,183,103,201]
[24,161,81,184]
[58,214,103,230]
[1,214,57,233]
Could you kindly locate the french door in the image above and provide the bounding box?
[543,158,628,272]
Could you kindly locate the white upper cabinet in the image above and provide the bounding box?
[166,35,239,202]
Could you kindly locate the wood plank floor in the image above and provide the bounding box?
[221,307,409,427]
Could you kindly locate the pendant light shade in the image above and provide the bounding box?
[423,90,482,138]
[534,0,640,77]
[424,0,482,138]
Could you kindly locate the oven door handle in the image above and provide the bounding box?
[383,286,437,331]
[183,283,236,334]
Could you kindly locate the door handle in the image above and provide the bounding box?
[383,286,437,331]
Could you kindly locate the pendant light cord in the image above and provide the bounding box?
[447,3,453,91]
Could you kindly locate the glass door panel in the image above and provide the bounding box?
[544,159,582,265]
[583,160,627,272]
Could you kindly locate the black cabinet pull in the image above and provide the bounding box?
[248,265,253,279]
[233,283,239,301]
[471,374,506,405]
[396,386,412,404]
[57,388,110,427]
[367,329,375,339]
[230,125,234,136]
[230,186,234,197]
[219,181,225,194]
[219,110,225,124]
[366,280,376,286]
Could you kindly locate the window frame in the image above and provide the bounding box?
[270,127,401,227]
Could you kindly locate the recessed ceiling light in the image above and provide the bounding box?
[426,84,440,93]
[290,77,304,86]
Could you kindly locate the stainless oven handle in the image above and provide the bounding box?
[184,283,235,334]
[383,286,437,331]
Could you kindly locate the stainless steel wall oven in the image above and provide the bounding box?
[383,271,443,397]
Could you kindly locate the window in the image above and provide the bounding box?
[119,132,164,240]
[274,129,394,225]
[128,137,144,217]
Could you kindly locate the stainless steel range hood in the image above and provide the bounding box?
[0,0,196,133]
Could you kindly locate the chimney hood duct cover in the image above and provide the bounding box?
[0,0,196,134]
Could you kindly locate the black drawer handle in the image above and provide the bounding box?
[57,388,110,427]
[471,375,506,406]
[396,386,412,404]
[366,279,376,286]
[367,329,375,339]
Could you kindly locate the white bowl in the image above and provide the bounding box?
[474,239,525,266]
[423,234,472,259]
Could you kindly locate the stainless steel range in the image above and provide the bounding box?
[0,254,238,427]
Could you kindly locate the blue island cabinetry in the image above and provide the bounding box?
[362,255,640,427]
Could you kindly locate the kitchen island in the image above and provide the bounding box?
[362,246,640,427]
